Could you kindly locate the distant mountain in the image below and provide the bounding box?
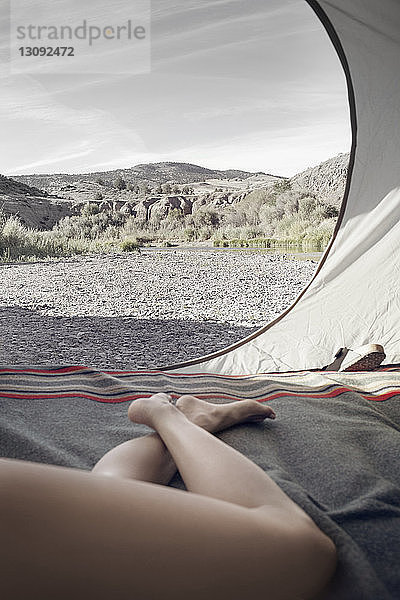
[124,162,256,183]
[290,152,349,205]
[12,162,260,191]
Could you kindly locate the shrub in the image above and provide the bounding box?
[183,227,196,242]
[120,238,139,252]
[55,210,126,241]
[272,179,291,194]
[81,202,100,217]
[242,188,275,207]
[165,209,185,231]
[134,234,155,245]
[0,214,87,260]
[322,204,339,218]
[297,196,318,220]
[192,208,220,228]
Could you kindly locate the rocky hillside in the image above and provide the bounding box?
[0,174,47,197]
[8,163,284,223]
[0,174,77,230]
[290,152,349,205]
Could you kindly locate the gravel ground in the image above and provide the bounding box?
[0,249,317,369]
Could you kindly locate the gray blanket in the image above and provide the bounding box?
[1,366,399,599]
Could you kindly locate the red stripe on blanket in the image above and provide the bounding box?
[0,366,87,375]
[0,387,399,403]
[0,391,245,403]
[256,388,400,402]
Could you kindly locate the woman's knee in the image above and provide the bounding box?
[249,505,337,598]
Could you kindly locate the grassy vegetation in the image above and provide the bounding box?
[0,212,116,261]
[0,183,339,261]
[213,229,333,252]
[120,238,140,252]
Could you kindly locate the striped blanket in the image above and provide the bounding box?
[1,363,400,403]
[1,364,400,600]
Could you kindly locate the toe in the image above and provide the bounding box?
[242,400,276,421]
[262,404,276,419]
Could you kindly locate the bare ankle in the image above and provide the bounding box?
[128,395,178,429]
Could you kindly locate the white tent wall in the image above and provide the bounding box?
[166,0,400,374]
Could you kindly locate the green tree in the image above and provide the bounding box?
[298,196,317,220]
[322,204,339,218]
[167,208,184,222]
[273,179,291,194]
[114,176,126,190]
[193,208,220,228]
[139,183,151,196]
[81,202,100,217]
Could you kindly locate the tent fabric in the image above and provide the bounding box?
[164,0,400,375]
[1,365,400,599]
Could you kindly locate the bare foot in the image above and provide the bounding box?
[128,393,174,429]
[128,393,275,434]
[176,395,275,433]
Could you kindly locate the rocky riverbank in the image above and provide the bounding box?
[0,249,317,369]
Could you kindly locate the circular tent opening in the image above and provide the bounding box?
[0,0,350,372]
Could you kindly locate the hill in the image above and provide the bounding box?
[12,162,261,192]
[10,162,283,211]
[290,152,349,205]
[0,173,47,197]
[2,154,349,231]
[0,174,76,230]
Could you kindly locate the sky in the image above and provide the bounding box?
[0,0,351,177]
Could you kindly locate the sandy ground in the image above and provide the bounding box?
[0,249,317,369]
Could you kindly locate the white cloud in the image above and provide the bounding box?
[11,145,94,173]
[0,0,350,176]
[149,120,351,177]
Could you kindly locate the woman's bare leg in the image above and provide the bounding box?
[92,394,276,485]
[127,395,314,513]
[92,432,176,484]
[0,395,336,600]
